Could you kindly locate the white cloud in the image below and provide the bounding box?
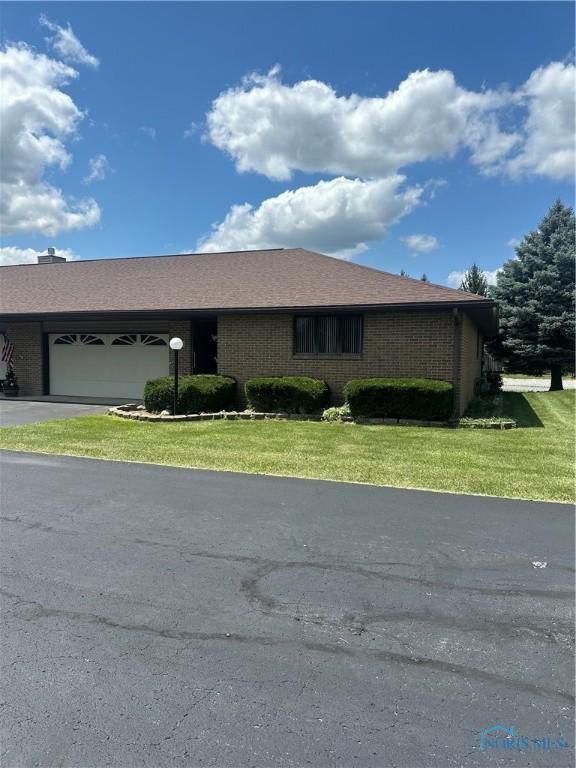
[40,15,99,68]
[401,234,440,253]
[183,122,199,139]
[507,237,520,248]
[0,246,76,266]
[139,126,157,140]
[0,43,101,236]
[506,62,574,180]
[206,63,574,183]
[447,271,465,288]
[84,153,110,184]
[475,62,575,181]
[483,269,501,286]
[447,268,500,288]
[466,115,522,170]
[197,175,422,259]
[207,66,506,181]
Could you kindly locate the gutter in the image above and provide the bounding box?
[0,299,497,320]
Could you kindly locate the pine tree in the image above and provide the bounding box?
[460,263,488,296]
[489,200,575,390]
[420,273,429,282]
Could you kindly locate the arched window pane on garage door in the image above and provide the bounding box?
[53,334,77,345]
[79,334,105,345]
[141,334,167,346]
[111,334,138,345]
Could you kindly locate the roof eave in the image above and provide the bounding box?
[0,298,496,319]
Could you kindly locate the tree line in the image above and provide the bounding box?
[400,201,575,390]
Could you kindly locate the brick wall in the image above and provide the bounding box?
[168,320,192,375]
[4,312,481,413]
[218,310,462,407]
[4,322,43,396]
[458,312,482,414]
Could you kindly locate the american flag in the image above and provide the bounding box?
[1,338,15,368]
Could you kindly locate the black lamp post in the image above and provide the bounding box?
[169,337,184,414]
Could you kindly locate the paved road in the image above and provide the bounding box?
[502,377,576,392]
[0,400,109,427]
[1,452,573,767]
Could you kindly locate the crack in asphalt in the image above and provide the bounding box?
[0,516,80,536]
[126,537,574,600]
[1,588,573,704]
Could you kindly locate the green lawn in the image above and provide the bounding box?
[0,391,574,502]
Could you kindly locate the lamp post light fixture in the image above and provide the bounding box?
[169,337,184,414]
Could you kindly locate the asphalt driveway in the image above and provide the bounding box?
[0,452,573,767]
[0,399,109,427]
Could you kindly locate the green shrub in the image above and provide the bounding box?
[321,403,352,423]
[464,394,501,419]
[343,378,453,421]
[485,371,503,393]
[144,375,236,414]
[245,376,329,414]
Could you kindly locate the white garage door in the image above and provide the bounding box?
[49,333,169,398]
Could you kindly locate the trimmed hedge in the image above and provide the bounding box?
[144,375,236,414]
[343,378,453,421]
[245,376,329,414]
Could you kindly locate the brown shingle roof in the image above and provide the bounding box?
[0,247,494,316]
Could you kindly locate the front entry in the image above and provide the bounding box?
[193,319,218,374]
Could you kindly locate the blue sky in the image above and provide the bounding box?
[1,1,574,286]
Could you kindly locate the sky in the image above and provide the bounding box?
[1,1,574,287]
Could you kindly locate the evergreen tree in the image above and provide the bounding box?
[489,200,575,390]
[420,273,429,281]
[460,263,488,296]
[400,268,408,277]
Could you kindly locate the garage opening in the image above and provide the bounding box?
[49,333,169,399]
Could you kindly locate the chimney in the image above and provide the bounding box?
[37,247,66,264]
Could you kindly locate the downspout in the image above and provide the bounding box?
[451,307,462,420]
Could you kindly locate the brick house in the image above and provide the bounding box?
[0,248,497,414]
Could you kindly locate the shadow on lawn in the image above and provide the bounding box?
[502,393,544,428]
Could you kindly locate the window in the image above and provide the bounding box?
[53,334,77,345]
[79,334,104,345]
[140,334,167,346]
[294,315,363,354]
[112,334,138,345]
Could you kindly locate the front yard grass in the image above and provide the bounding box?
[0,391,573,502]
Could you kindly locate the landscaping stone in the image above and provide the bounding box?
[108,405,455,428]
[356,417,398,425]
[397,418,450,427]
[458,416,517,429]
